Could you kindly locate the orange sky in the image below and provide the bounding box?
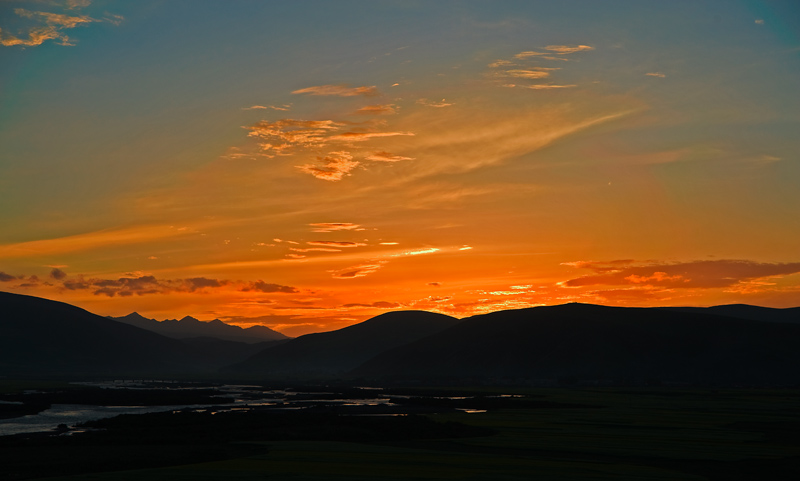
[2,1,799,336]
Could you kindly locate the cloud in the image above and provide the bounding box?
[59,274,235,297]
[0,271,19,282]
[289,247,342,252]
[246,118,412,158]
[308,223,362,232]
[522,84,577,90]
[246,119,344,153]
[428,282,441,286]
[544,45,594,54]
[365,151,414,162]
[243,104,291,111]
[355,104,397,115]
[292,85,379,97]
[241,281,298,293]
[330,262,385,279]
[417,98,453,108]
[296,151,359,181]
[562,259,800,289]
[15,8,94,28]
[50,268,67,280]
[184,277,224,291]
[392,247,440,257]
[342,301,401,309]
[0,224,201,259]
[755,19,764,25]
[494,47,589,90]
[327,131,415,142]
[503,69,553,79]
[646,72,666,78]
[1,5,121,47]
[489,59,517,67]
[307,241,367,248]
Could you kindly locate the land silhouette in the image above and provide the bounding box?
[2,291,800,385]
[3,290,800,480]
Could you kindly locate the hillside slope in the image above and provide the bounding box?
[0,292,212,377]
[226,310,460,379]
[351,303,800,386]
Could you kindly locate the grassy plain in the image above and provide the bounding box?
[10,387,800,481]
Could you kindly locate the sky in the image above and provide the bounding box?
[1,0,799,336]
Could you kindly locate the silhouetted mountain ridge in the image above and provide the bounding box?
[110,312,288,343]
[351,303,800,385]
[226,310,460,379]
[0,292,210,376]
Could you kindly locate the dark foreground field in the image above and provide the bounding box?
[3,386,800,480]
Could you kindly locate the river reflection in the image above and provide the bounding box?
[0,381,495,437]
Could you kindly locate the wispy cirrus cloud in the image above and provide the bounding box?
[365,151,414,162]
[544,44,594,54]
[0,224,200,259]
[503,69,555,79]
[307,241,367,248]
[243,104,291,111]
[289,247,342,253]
[416,98,454,108]
[1,4,122,47]
[491,44,593,90]
[245,118,413,160]
[646,72,666,78]
[327,131,414,142]
[292,84,379,97]
[308,223,363,232]
[355,104,397,115]
[521,84,577,90]
[329,261,386,279]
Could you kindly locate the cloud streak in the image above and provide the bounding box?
[0,224,201,259]
[308,223,362,232]
[292,85,379,97]
[355,104,397,115]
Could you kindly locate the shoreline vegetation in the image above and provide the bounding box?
[2,381,800,480]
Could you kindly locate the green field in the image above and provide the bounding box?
[11,388,800,480]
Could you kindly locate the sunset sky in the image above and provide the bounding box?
[2,1,799,336]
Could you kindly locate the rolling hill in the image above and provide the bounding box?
[0,292,218,377]
[225,310,460,379]
[350,303,800,386]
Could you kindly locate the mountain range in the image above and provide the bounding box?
[109,312,288,343]
[2,291,800,385]
[0,292,281,377]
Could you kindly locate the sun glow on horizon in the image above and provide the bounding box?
[1,1,799,335]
